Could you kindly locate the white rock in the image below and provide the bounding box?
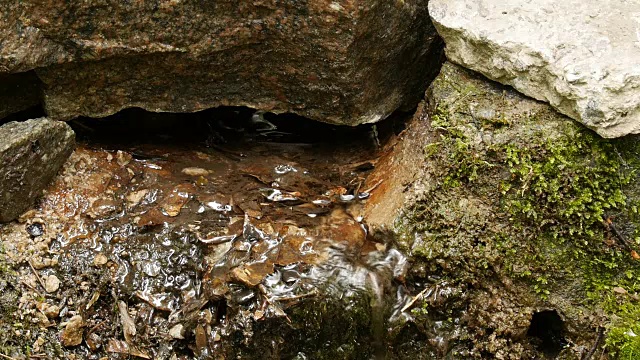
[429,0,640,138]
[169,324,185,339]
[181,167,209,177]
[93,253,108,266]
[44,274,60,293]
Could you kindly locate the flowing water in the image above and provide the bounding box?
[1,108,418,359]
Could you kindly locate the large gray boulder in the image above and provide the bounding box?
[0,118,75,222]
[1,2,441,125]
[429,0,640,138]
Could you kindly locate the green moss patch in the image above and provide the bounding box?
[396,63,640,357]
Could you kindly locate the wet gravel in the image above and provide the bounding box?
[0,109,413,359]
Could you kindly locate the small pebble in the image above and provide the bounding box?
[26,223,44,237]
[182,167,210,176]
[93,253,108,266]
[44,274,61,293]
[127,189,150,208]
[42,304,61,319]
[61,315,84,347]
[169,324,185,339]
[116,150,132,166]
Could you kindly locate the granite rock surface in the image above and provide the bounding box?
[1,1,442,124]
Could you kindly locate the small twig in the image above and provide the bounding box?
[604,216,635,251]
[21,280,43,297]
[520,166,534,197]
[272,290,319,302]
[363,179,384,194]
[582,326,604,360]
[0,353,16,360]
[87,319,109,335]
[401,287,431,313]
[27,260,47,292]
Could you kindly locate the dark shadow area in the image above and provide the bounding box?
[527,310,567,357]
[0,104,46,126]
[68,106,411,149]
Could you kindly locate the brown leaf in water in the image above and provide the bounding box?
[195,324,208,354]
[259,188,301,202]
[325,186,348,197]
[126,189,150,208]
[321,209,366,248]
[134,291,175,312]
[293,203,331,217]
[203,276,230,299]
[161,183,195,217]
[276,236,318,266]
[231,261,274,287]
[237,200,263,219]
[136,207,173,227]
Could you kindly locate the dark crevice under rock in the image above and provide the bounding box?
[527,310,567,357]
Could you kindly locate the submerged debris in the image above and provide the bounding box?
[60,315,84,347]
[0,112,410,358]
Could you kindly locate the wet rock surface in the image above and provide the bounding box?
[429,0,640,138]
[0,118,75,222]
[364,62,640,358]
[0,110,417,359]
[1,1,441,125]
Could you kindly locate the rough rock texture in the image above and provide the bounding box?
[0,72,41,119]
[363,62,640,357]
[1,1,441,124]
[0,118,75,222]
[428,0,640,138]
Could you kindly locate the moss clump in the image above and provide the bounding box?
[224,293,375,360]
[606,302,640,358]
[396,62,640,357]
[501,132,630,241]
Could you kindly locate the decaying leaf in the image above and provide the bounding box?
[118,300,137,343]
[135,291,176,312]
[107,339,151,359]
[85,291,101,310]
[60,315,84,347]
[231,262,274,287]
[161,183,195,217]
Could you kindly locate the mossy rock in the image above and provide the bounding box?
[391,62,640,359]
